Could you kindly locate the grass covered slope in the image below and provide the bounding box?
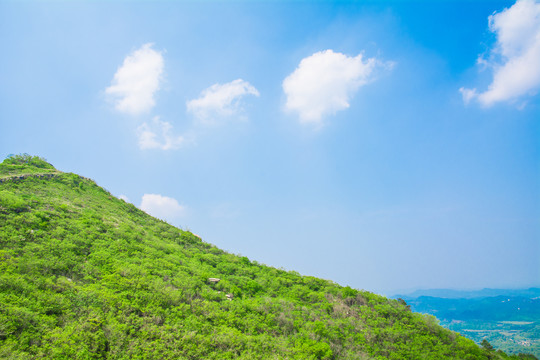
[0,155,531,359]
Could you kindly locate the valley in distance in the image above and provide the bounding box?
[393,288,540,358]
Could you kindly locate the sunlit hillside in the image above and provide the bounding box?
[0,155,536,359]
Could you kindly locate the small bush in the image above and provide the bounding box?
[3,154,54,170]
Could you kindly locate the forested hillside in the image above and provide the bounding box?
[0,155,535,359]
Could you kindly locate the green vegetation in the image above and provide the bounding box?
[0,155,535,359]
[445,320,539,358]
[0,154,57,179]
[401,294,540,358]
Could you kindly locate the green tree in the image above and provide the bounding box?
[482,339,494,351]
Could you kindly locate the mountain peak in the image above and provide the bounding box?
[1,154,56,178]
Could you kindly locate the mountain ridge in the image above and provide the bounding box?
[0,154,536,359]
[395,288,540,300]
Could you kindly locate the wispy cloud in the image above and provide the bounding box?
[106,43,164,115]
[282,50,391,127]
[140,193,186,222]
[137,116,185,150]
[186,79,259,125]
[460,0,540,107]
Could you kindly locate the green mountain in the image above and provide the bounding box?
[0,154,536,359]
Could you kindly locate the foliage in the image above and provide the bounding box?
[1,154,56,178]
[0,157,535,359]
[482,340,495,351]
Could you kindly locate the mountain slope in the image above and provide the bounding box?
[0,155,532,359]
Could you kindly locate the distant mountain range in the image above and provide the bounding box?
[392,288,540,358]
[395,288,540,300]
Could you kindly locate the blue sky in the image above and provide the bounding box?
[1,0,539,295]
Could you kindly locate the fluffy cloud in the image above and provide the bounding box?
[137,116,185,150]
[460,0,540,107]
[283,50,387,126]
[118,194,130,202]
[186,79,259,124]
[106,43,164,115]
[140,194,186,222]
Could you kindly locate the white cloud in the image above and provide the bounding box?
[282,50,389,126]
[461,0,540,107]
[106,43,164,115]
[140,194,186,222]
[186,79,259,124]
[118,194,130,202]
[137,116,185,150]
[459,87,478,105]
